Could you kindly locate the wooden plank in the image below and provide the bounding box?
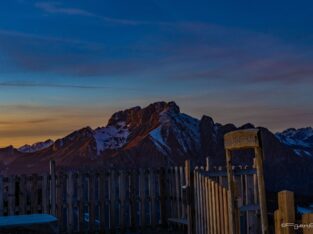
[119,170,126,232]
[99,172,106,234]
[204,177,209,234]
[226,149,237,234]
[150,169,157,227]
[302,213,313,234]
[67,171,74,233]
[31,174,38,214]
[159,168,166,226]
[77,173,84,233]
[175,167,181,221]
[56,171,64,231]
[274,210,282,234]
[49,160,56,216]
[18,175,27,215]
[89,173,96,233]
[129,170,136,230]
[208,178,213,234]
[194,170,199,234]
[170,167,176,219]
[184,160,193,234]
[203,168,257,177]
[219,185,225,234]
[8,176,15,215]
[109,170,116,232]
[139,169,146,229]
[212,181,218,234]
[245,168,257,234]
[224,129,260,150]
[0,176,3,216]
[200,172,204,234]
[254,146,269,234]
[180,166,186,219]
[42,173,49,214]
[215,182,221,234]
[278,190,295,234]
[223,188,229,234]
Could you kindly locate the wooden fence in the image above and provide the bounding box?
[0,159,264,233]
[0,161,187,233]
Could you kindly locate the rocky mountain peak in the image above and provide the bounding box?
[107,101,180,128]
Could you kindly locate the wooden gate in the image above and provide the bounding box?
[194,167,230,234]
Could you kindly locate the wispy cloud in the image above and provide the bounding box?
[35,2,147,26]
[0,118,54,126]
[0,81,139,90]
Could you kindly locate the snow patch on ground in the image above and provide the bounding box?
[94,122,129,155]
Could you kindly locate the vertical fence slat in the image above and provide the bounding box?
[129,170,136,230]
[19,175,27,215]
[139,169,146,229]
[109,170,116,232]
[150,169,157,227]
[57,172,64,232]
[77,173,84,233]
[211,181,217,234]
[50,161,56,216]
[42,173,49,214]
[175,167,181,221]
[89,173,96,233]
[179,166,186,219]
[8,176,15,215]
[159,168,166,226]
[99,172,106,233]
[194,170,199,234]
[119,170,126,232]
[0,176,3,216]
[67,171,74,233]
[31,174,38,214]
[223,188,229,234]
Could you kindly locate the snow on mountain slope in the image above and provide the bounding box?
[150,103,201,155]
[18,139,54,153]
[276,127,313,157]
[94,121,129,155]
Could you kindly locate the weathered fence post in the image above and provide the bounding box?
[302,213,313,234]
[274,210,282,234]
[277,190,295,234]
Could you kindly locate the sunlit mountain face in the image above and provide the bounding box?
[0,1,313,148]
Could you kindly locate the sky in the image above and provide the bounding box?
[0,0,313,147]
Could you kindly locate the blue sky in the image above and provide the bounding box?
[0,0,313,146]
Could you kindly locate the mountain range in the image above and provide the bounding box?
[0,101,313,195]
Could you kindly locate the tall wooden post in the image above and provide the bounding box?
[302,213,313,234]
[278,190,295,234]
[255,146,269,233]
